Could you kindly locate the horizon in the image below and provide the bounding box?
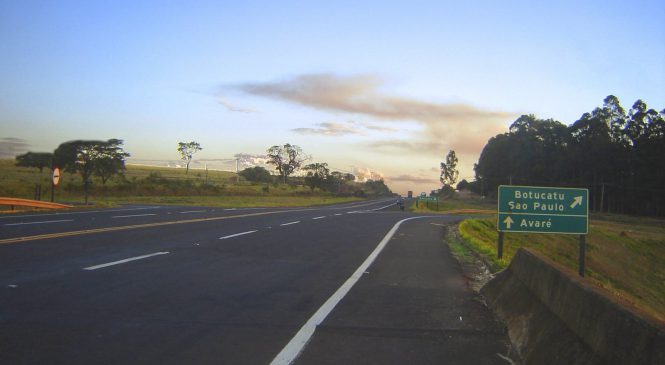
[1,0,663,195]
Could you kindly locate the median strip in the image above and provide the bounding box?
[83,252,170,270]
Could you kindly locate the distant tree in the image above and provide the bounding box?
[266,143,308,183]
[15,152,53,172]
[93,139,129,185]
[238,166,272,183]
[440,150,459,189]
[177,141,202,174]
[54,139,130,203]
[303,162,330,192]
[456,179,470,191]
[364,179,392,196]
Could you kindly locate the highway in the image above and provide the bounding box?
[0,199,513,364]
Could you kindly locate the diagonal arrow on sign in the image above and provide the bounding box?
[570,196,583,209]
[503,216,514,229]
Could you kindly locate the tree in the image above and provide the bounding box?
[177,141,202,174]
[15,152,53,172]
[54,139,130,203]
[238,166,272,183]
[266,143,307,183]
[440,150,459,189]
[364,179,392,196]
[456,179,470,191]
[303,162,330,192]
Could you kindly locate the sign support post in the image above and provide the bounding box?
[51,167,61,203]
[498,231,504,259]
[579,235,586,277]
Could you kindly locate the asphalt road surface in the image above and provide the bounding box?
[0,199,513,364]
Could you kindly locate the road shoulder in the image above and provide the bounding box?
[294,218,516,365]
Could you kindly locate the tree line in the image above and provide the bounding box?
[243,143,392,196]
[469,95,665,216]
[15,140,392,200]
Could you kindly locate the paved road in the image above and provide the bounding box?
[0,199,512,364]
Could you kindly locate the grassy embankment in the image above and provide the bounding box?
[0,159,361,209]
[413,194,665,321]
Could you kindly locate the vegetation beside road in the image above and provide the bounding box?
[411,192,665,321]
[0,160,381,209]
[458,215,665,322]
[408,193,495,213]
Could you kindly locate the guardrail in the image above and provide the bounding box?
[0,197,73,211]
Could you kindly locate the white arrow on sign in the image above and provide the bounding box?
[503,216,514,229]
[570,196,583,209]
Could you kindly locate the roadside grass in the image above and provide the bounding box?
[93,195,361,208]
[458,215,665,321]
[409,193,495,214]
[0,159,362,209]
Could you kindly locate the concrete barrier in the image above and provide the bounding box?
[481,248,665,365]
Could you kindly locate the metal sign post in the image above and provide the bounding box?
[51,167,61,203]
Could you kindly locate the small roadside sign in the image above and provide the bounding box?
[52,167,61,187]
[497,185,588,234]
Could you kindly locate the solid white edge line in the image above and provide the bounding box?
[111,213,158,219]
[269,216,429,365]
[83,252,170,270]
[280,221,300,226]
[4,219,74,226]
[219,230,258,240]
[311,216,325,220]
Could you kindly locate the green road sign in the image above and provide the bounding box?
[497,185,588,234]
[418,196,438,202]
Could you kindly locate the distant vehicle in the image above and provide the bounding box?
[396,197,405,211]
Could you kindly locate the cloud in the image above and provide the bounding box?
[291,120,399,137]
[230,73,516,156]
[291,122,362,136]
[388,174,440,184]
[356,122,399,133]
[218,96,255,113]
[0,137,29,158]
[353,166,384,182]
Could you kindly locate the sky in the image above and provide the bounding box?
[1,0,664,194]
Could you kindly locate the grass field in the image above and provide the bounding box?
[408,193,496,213]
[459,216,665,321]
[410,192,665,321]
[0,159,361,208]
